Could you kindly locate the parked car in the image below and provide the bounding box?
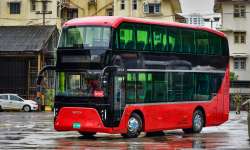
[0,94,38,112]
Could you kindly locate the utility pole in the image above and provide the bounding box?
[210,18,215,29]
[36,0,52,25]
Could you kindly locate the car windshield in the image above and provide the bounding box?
[56,72,102,97]
[58,26,111,49]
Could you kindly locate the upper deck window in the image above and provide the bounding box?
[115,22,228,56]
[58,26,111,49]
[119,23,135,50]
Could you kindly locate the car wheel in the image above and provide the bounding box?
[78,132,96,137]
[23,105,31,112]
[183,109,204,134]
[121,113,142,138]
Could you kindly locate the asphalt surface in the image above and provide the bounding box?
[0,111,249,149]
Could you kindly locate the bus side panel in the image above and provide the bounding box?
[120,97,226,132]
[120,104,201,132]
[222,67,230,123]
[216,67,230,125]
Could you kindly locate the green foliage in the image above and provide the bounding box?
[230,72,238,81]
[45,89,55,108]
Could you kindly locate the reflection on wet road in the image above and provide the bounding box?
[0,111,249,149]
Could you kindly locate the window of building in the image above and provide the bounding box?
[67,9,78,20]
[30,0,36,11]
[106,8,113,16]
[9,2,21,14]
[41,1,48,12]
[234,58,246,70]
[121,0,125,10]
[132,0,137,10]
[144,3,161,14]
[234,4,246,18]
[234,32,246,44]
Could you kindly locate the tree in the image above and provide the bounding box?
[230,72,238,81]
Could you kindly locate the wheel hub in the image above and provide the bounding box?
[194,114,202,129]
[128,117,139,133]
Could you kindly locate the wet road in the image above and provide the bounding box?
[0,111,249,149]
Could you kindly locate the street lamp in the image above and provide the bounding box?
[210,18,215,29]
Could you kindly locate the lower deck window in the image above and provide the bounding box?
[126,72,223,103]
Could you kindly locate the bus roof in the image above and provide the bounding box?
[63,16,225,37]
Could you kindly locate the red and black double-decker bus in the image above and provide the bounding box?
[47,16,229,138]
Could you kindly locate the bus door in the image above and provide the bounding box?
[113,73,126,124]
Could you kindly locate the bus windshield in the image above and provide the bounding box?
[56,72,103,97]
[58,26,111,49]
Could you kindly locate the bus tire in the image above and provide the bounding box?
[78,131,96,137]
[183,109,204,134]
[122,113,142,138]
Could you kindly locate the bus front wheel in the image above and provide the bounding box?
[183,109,204,134]
[122,113,142,138]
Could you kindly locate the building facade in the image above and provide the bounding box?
[214,0,250,99]
[203,13,221,29]
[0,0,59,100]
[214,0,250,81]
[184,13,205,26]
[0,0,61,27]
[0,26,58,99]
[60,0,182,23]
[113,0,181,22]
[60,0,113,24]
[182,13,221,30]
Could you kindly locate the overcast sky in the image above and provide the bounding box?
[180,0,214,14]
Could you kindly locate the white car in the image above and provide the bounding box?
[0,94,38,112]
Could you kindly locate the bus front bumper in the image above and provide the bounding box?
[54,107,113,133]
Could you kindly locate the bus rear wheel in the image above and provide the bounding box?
[122,113,142,138]
[78,132,96,137]
[183,109,204,134]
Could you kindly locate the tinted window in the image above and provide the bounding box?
[181,29,195,54]
[0,95,8,100]
[59,27,111,48]
[136,24,151,50]
[126,72,222,103]
[209,33,222,55]
[119,23,135,50]
[10,95,23,101]
[222,38,229,56]
[152,26,167,51]
[168,28,181,53]
[194,73,210,101]
[196,31,209,54]
[126,73,136,103]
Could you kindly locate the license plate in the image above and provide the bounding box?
[73,122,81,129]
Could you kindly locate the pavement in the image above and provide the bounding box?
[0,111,249,149]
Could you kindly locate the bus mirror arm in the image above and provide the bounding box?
[36,65,56,86]
[100,65,126,88]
